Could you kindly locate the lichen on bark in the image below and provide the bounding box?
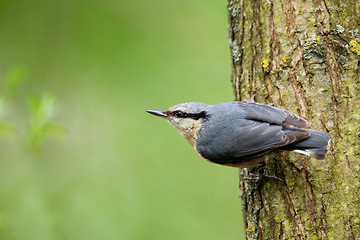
[227,0,360,239]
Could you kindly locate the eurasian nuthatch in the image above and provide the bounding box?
[147,102,331,168]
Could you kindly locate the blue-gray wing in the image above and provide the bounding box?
[196,119,309,163]
[239,102,310,127]
[228,121,309,157]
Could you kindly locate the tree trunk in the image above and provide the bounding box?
[227,0,360,239]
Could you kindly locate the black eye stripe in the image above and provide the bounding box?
[175,111,186,118]
[170,110,207,120]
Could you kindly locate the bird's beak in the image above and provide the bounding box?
[146,110,168,118]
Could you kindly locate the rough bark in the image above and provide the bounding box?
[227,0,360,239]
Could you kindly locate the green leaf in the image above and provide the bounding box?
[3,65,26,92]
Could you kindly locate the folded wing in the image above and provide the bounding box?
[239,102,310,127]
[197,119,309,163]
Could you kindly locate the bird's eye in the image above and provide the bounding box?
[174,111,187,118]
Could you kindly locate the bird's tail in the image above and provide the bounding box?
[282,129,331,160]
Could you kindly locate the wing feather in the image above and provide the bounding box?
[239,102,310,127]
[230,122,308,158]
[197,119,309,163]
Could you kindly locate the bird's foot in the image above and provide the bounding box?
[250,93,257,102]
[243,165,285,184]
[269,98,280,106]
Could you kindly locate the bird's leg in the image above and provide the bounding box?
[248,94,279,106]
[250,93,257,102]
[242,163,264,182]
[263,172,285,184]
[269,98,280,106]
[243,163,285,184]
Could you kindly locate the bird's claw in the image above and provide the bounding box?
[243,165,285,184]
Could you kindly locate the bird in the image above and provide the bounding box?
[146,101,331,168]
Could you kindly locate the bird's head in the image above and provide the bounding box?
[146,102,209,145]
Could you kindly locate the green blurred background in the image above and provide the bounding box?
[0,0,245,239]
